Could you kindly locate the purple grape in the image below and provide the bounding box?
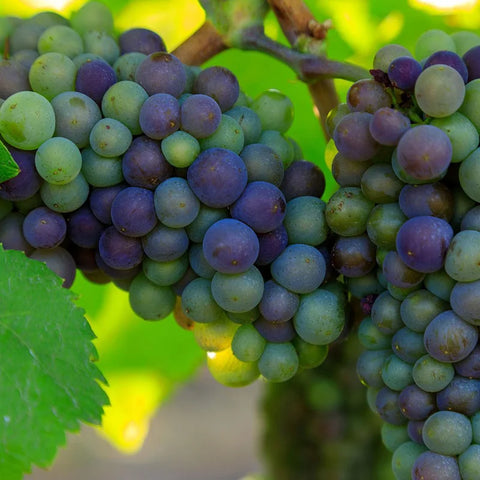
[94,250,141,281]
[135,52,186,97]
[395,216,453,273]
[22,206,66,249]
[463,45,480,81]
[331,234,376,278]
[0,212,34,254]
[455,344,480,378]
[202,218,259,274]
[388,56,422,90]
[450,279,480,326]
[187,148,248,208]
[407,420,425,445]
[75,59,116,105]
[180,94,222,138]
[259,280,299,323]
[98,225,144,270]
[141,224,189,262]
[375,387,407,425]
[398,384,436,421]
[412,451,461,480]
[0,58,31,99]
[346,78,391,113]
[256,224,288,266]
[254,317,296,343]
[424,310,478,363]
[193,66,239,112]
[118,28,166,55]
[280,160,326,200]
[396,125,452,184]
[436,376,480,416]
[333,112,380,161]
[424,50,468,83]
[399,182,454,221]
[383,250,425,289]
[0,147,41,202]
[30,246,76,288]
[369,107,410,146]
[392,327,427,364]
[139,93,180,140]
[230,181,286,234]
[122,135,174,189]
[240,143,284,186]
[88,184,125,225]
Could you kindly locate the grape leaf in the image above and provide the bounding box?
[0,140,19,183]
[0,246,109,480]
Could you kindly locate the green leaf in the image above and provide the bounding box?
[0,246,109,480]
[0,140,19,183]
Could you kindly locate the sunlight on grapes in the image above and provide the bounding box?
[97,371,173,454]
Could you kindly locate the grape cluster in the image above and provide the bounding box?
[328,29,480,480]
[0,1,344,387]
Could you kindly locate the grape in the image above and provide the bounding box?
[202,218,259,274]
[73,52,105,69]
[412,451,461,480]
[40,173,89,213]
[366,203,406,250]
[83,31,120,65]
[113,52,147,81]
[81,148,123,188]
[9,22,46,54]
[187,148,248,208]
[118,27,166,55]
[325,103,351,137]
[398,384,435,421]
[450,279,480,325]
[415,65,465,118]
[398,183,453,221]
[75,59,116,105]
[179,93,222,139]
[358,316,392,350]
[375,387,407,425]
[128,273,176,321]
[381,354,413,391]
[181,277,228,324]
[240,143,284,186]
[333,112,379,161]
[356,349,390,388]
[331,234,376,278]
[424,310,478,363]
[254,317,296,343]
[424,50,468,82]
[0,148,41,202]
[193,66,239,112]
[66,206,104,249]
[188,243,215,279]
[283,196,327,246]
[231,324,266,362]
[135,52,186,97]
[415,29,456,60]
[259,280,299,323]
[258,130,294,167]
[395,216,453,273]
[142,224,189,262]
[452,30,480,56]
[224,105,262,146]
[193,316,237,352]
[463,45,480,81]
[371,291,403,335]
[436,376,480,416]
[35,137,82,185]
[230,181,286,234]
[383,251,425,289]
[139,93,180,140]
[388,56,422,90]
[101,81,148,135]
[256,224,288,266]
[211,265,264,313]
[413,354,455,392]
[154,177,200,228]
[391,327,427,364]
[226,308,259,326]
[280,160,326,200]
[0,59,31,100]
[455,345,480,378]
[185,204,228,243]
[392,442,427,480]
[28,52,76,100]
[37,25,83,58]
[459,444,480,480]
[461,205,480,231]
[30,246,76,288]
[361,163,405,204]
[381,423,410,453]
[271,244,326,294]
[22,206,66,249]
[293,337,328,369]
[347,78,391,112]
[111,187,157,237]
[122,135,173,190]
[50,91,102,148]
[12,49,39,70]
[89,117,132,158]
[0,91,55,150]
[160,131,200,168]
[199,114,244,154]
[445,230,480,282]
[88,184,124,225]
[326,187,374,237]
[250,89,293,133]
[331,153,372,188]
[459,148,480,202]
[98,226,143,270]
[257,342,299,383]
[407,420,425,445]
[0,212,33,253]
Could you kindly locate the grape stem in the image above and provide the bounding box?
[172,0,370,139]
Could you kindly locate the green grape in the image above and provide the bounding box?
[161,131,201,168]
[193,316,238,352]
[80,148,123,188]
[293,337,328,369]
[415,29,456,60]
[258,342,299,383]
[251,89,294,133]
[113,52,147,81]
[373,44,412,71]
[392,442,427,480]
[0,91,55,150]
[89,118,133,157]
[199,114,245,154]
[37,25,84,58]
[381,423,409,453]
[451,30,480,56]
[259,130,294,168]
[83,30,120,64]
[35,137,82,185]
[206,347,259,387]
[40,172,89,213]
[142,255,189,287]
[70,0,114,35]
[231,324,266,362]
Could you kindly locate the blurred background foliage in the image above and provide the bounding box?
[2,0,480,461]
